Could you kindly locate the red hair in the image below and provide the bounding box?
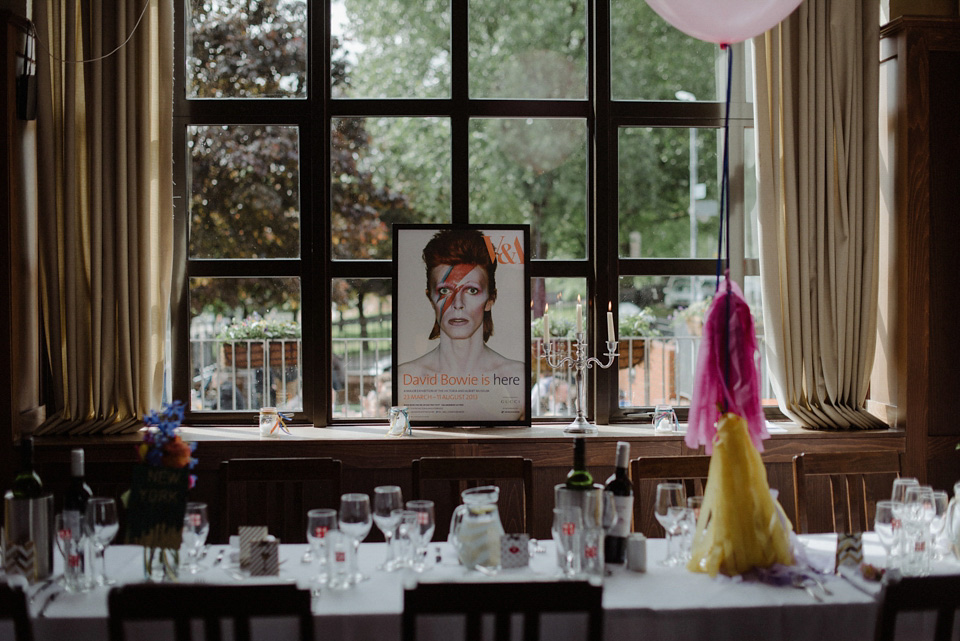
[422,229,497,341]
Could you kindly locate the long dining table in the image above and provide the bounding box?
[20,533,960,641]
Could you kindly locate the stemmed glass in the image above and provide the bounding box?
[405,500,435,572]
[552,506,583,578]
[874,500,898,569]
[306,508,338,590]
[84,497,119,586]
[181,502,210,574]
[339,494,372,583]
[654,483,686,566]
[930,490,949,561]
[373,486,404,571]
[890,477,919,564]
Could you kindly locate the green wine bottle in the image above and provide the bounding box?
[12,436,44,499]
[565,437,594,490]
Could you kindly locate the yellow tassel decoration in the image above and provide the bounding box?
[687,412,793,577]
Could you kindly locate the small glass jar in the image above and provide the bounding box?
[259,407,281,438]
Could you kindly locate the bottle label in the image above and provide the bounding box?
[610,496,633,537]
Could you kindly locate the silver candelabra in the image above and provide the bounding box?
[539,332,619,434]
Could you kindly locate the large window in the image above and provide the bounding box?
[173,0,767,425]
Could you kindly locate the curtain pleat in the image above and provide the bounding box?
[754,0,883,429]
[35,0,172,435]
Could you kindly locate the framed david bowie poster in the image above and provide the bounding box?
[393,224,531,427]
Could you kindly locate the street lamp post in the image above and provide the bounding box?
[675,91,697,258]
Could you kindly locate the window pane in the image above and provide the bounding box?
[531,277,586,418]
[617,275,775,408]
[610,0,718,101]
[190,277,301,412]
[332,0,450,98]
[618,127,720,259]
[187,0,307,99]
[469,0,586,99]
[332,278,392,419]
[332,118,451,259]
[470,119,587,259]
[189,125,301,259]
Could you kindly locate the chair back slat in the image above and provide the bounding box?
[108,584,312,641]
[220,457,342,543]
[402,581,602,641]
[412,457,534,539]
[875,575,960,641]
[630,456,711,537]
[793,451,900,534]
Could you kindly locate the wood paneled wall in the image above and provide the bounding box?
[34,428,906,543]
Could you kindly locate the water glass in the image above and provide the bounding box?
[890,478,918,564]
[182,502,209,574]
[552,506,583,579]
[654,483,686,566]
[672,506,696,563]
[55,512,88,592]
[306,508,338,586]
[874,500,899,570]
[339,494,372,582]
[84,497,119,586]
[392,509,420,570]
[325,529,355,590]
[405,500,435,572]
[901,485,934,576]
[373,486,404,571]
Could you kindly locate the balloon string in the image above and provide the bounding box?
[718,44,733,412]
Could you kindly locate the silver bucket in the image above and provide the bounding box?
[3,491,55,582]
[554,483,612,580]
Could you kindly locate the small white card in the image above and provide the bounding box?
[248,539,280,576]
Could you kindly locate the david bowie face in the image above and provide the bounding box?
[428,264,493,340]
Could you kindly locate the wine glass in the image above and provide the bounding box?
[551,506,582,578]
[181,502,209,574]
[654,483,686,566]
[930,490,949,561]
[405,500,436,572]
[339,494,372,582]
[306,508,338,590]
[373,486,404,571]
[874,500,898,569]
[84,497,119,586]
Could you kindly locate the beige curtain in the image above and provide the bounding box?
[34,0,173,435]
[753,0,883,429]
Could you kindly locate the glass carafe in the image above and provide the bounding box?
[448,485,505,570]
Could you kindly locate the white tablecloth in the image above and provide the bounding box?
[20,534,960,641]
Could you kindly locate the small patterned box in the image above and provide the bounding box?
[500,534,529,569]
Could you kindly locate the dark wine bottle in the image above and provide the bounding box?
[64,448,93,514]
[12,436,44,499]
[565,437,594,490]
[603,441,633,565]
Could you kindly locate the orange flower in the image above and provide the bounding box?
[161,435,192,469]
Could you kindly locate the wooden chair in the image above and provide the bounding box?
[402,581,602,641]
[412,456,534,540]
[219,457,342,543]
[108,583,313,641]
[792,451,901,534]
[874,575,960,641]
[0,584,33,641]
[630,455,711,537]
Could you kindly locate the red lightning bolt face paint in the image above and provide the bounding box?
[429,263,492,341]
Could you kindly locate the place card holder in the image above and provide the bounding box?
[248,539,280,576]
[836,533,863,569]
[500,534,529,569]
[239,525,269,569]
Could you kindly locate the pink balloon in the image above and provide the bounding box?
[644,0,803,45]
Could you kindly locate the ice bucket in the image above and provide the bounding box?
[3,491,55,582]
[554,483,612,579]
